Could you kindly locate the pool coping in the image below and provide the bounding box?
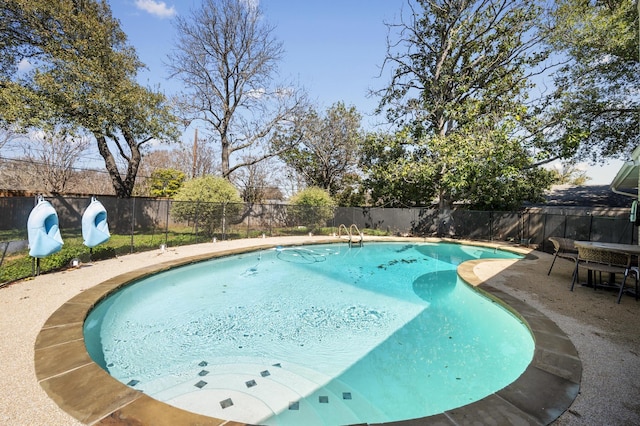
[34,238,581,425]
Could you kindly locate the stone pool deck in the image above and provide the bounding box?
[1,236,639,425]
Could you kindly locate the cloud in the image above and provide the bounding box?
[17,58,32,72]
[246,88,266,99]
[242,0,259,9]
[134,0,176,18]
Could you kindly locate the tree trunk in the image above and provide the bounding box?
[221,137,230,180]
[95,132,142,198]
[122,129,142,197]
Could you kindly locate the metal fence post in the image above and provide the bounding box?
[194,200,199,239]
[130,197,135,254]
[542,213,548,251]
[489,211,493,241]
[222,203,226,240]
[164,198,170,246]
[246,204,250,238]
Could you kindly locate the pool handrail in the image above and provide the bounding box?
[338,223,363,247]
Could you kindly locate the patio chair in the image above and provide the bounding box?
[617,265,639,304]
[570,246,632,302]
[547,237,579,276]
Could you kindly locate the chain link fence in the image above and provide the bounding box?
[1,195,635,284]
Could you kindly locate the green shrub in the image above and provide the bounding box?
[171,176,243,237]
[289,187,336,230]
[149,168,186,197]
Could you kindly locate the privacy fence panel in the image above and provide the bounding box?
[335,207,418,235]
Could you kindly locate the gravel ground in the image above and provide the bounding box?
[1,237,639,425]
[473,252,640,425]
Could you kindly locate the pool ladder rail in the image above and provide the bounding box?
[338,224,363,247]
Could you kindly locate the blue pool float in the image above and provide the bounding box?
[27,196,64,258]
[82,197,110,248]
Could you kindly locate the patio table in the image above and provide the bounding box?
[574,241,640,302]
[574,241,640,256]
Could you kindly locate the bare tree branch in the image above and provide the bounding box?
[167,0,308,180]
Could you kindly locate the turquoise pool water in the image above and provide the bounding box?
[84,242,533,425]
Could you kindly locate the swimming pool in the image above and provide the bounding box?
[84,242,534,425]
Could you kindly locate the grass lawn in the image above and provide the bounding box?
[1,225,392,284]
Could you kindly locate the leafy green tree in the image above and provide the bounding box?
[149,169,186,198]
[543,0,639,162]
[436,129,555,210]
[333,172,367,207]
[361,131,436,207]
[364,127,555,210]
[171,175,243,236]
[371,0,552,210]
[289,187,336,229]
[275,102,363,200]
[0,0,179,197]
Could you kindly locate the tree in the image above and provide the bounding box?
[333,172,367,207]
[550,163,590,186]
[185,134,219,179]
[168,0,308,181]
[0,0,180,197]
[149,168,186,197]
[543,0,639,162]
[361,131,436,207]
[0,126,19,151]
[19,129,90,194]
[233,156,280,204]
[171,175,243,236]
[363,127,555,210]
[275,102,364,198]
[289,187,336,230]
[436,128,555,210]
[371,0,553,210]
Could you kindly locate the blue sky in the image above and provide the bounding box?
[109,0,622,185]
[110,0,402,127]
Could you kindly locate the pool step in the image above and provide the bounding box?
[270,379,387,426]
[136,358,383,424]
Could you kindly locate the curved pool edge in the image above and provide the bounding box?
[34,237,581,425]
